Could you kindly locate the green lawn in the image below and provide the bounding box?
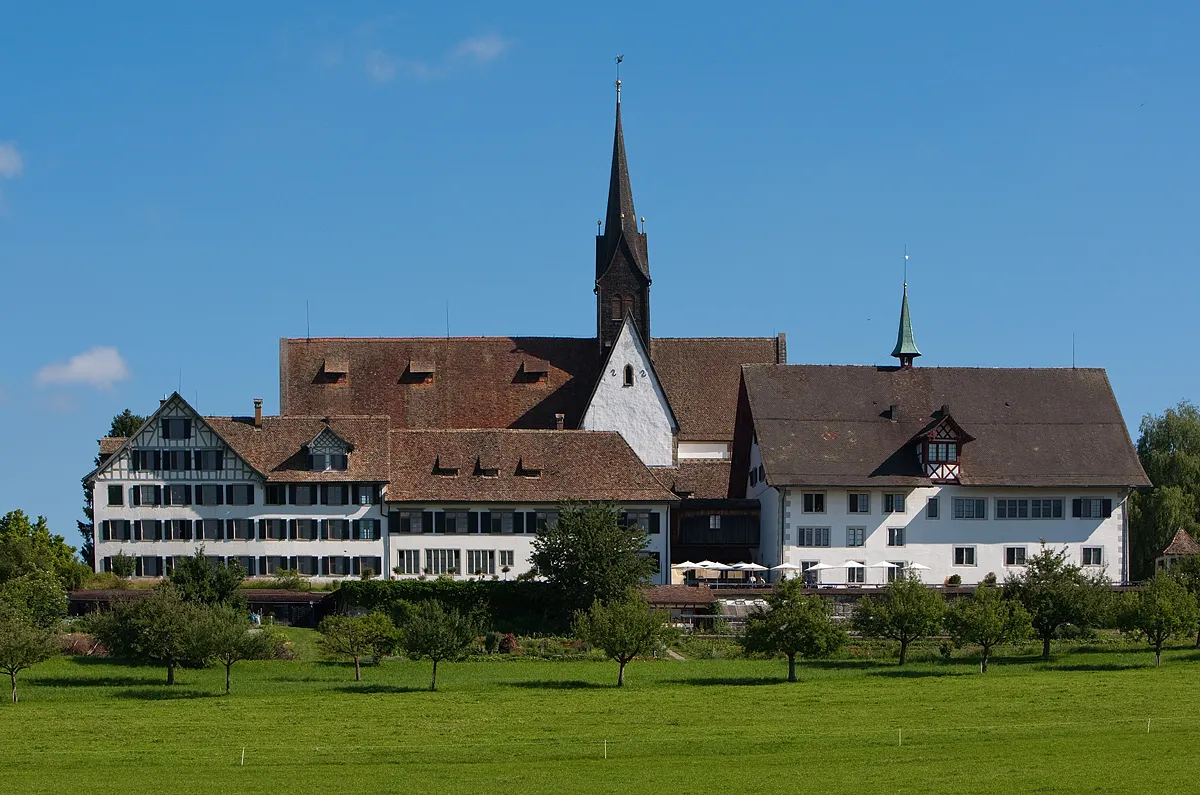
[2,635,1197,794]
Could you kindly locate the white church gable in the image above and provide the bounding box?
[581,317,677,467]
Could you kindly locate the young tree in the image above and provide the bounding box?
[743,578,846,682]
[573,591,675,687]
[89,586,212,684]
[0,510,89,590]
[0,570,68,628]
[944,585,1031,672]
[1118,573,1199,666]
[851,574,945,665]
[169,547,245,606]
[318,612,399,682]
[0,601,58,703]
[203,607,284,694]
[1004,543,1108,659]
[530,503,657,620]
[110,552,138,580]
[401,601,478,691]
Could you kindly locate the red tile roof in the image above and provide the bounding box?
[1161,528,1200,557]
[205,416,392,482]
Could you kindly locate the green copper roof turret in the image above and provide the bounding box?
[891,284,921,365]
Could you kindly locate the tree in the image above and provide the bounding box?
[202,607,284,694]
[530,503,657,620]
[743,578,846,682]
[1166,554,1200,646]
[89,586,212,684]
[318,612,399,682]
[110,552,137,580]
[0,570,68,629]
[573,591,675,687]
[851,574,945,665]
[1131,402,1200,578]
[79,409,147,566]
[944,585,1031,672]
[1004,543,1108,659]
[0,510,88,590]
[0,601,57,703]
[401,601,478,691]
[169,547,245,606]
[1118,573,1199,666]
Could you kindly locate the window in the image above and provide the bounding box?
[264,485,286,506]
[623,296,634,316]
[137,520,162,541]
[295,557,317,576]
[229,519,255,541]
[357,557,382,577]
[802,492,825,513]
[356,485,378,506]
[194,450,223,471]
[848,493,870,513]
[331,454,348,471]
[625,511,651,533]
[227,485,254,506]
[201,519,223,541]
[611,295,623,320]
[927,442,957,463]
[953,546,977,566]
[295,519,319,541]
[310,454,326,471]
[390,511,421,534]
[425,548,461,575]
[105,520,132,541]
[356,519,380,541]
[164,485,191,506]
[161,418,191,439]
[107,485,123,506]
[326,556,351,576]
[535,511,558,533]
[996,499,1029,519]
[140,557,164,577]
[796,527,831,547]
[323,485,348,506]
[467,549,496,576]
[887,562,906,583]
[705,514,722,530]
[846,566,865,584]
[801,561,819,584]
[1031,499,1064,519]
[130,450,160,471]
[263,519,287,541]
[161,450,191,471]
[749,469,758,488]
[1005,547,1027,566]
[397,550,421,575]
[292,485,317,506]
[1074,498,1112,519]
[193,485,221,506]
[623,365,634,387]
[926,497,939,519]
[132,485,161,507]
[884,493,905,514]
[952,498,987,519]
[443,511,470,535]
[846,527,865,547]
[887,527,905,547]
[327,519,350,541]
[499,550,515,568]
[167,519,192,541]
[1082,547,1103,566]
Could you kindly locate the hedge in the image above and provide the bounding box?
[337,579,566,635]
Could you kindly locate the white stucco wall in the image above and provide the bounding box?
[581,322,676,467]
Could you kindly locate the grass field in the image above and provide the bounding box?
[2,633,1198,794]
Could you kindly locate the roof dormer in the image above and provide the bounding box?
[306,425,352,471]
[915,407,974,483]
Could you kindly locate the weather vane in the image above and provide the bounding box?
[615,54,624,99]
[903,245,909,286]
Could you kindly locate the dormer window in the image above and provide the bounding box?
[915,413,974,484]
[927,442,958,463]
[433,456,458,477]
[310,453,348,471]
[475,456,499,477]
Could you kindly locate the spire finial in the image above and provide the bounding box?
[891,250,920,368]
[903,245,909,288]
[615,54,624,102]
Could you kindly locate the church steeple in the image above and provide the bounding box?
[891,283,921,368]
[596,64,650,353]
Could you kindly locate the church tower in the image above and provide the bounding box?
[595,77,650,354]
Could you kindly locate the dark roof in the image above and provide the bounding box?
[598,99,647,280]
[387,429,678,503]
[205,416,391,482]
[643,585,716,607]
[99,437,126,455]
[743,364,1150,488]
[654,460,736,500]
[281,335,781,443]
[1161,528,1200,557]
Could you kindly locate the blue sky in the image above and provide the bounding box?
[2,2,1198,544]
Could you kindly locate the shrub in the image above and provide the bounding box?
[483,631,502,654]
[947,574,963,586]
[499,633,520,654]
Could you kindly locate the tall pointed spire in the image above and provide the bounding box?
[891,282,921,368]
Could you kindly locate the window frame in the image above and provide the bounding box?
[846,527,865,547]
[1082,546,1103,566]
[801,492,826,514]
[952,497,987,520]
[887,527,905,547]
[107,485,124,507]
[926,497,939,519]
[883,493,905,514]
[1005,546,1027,566]
[796,527,831,548]
[953,545,977,566]
[847,493,870,514]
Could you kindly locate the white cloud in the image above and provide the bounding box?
[451,33,509,65]
[36,347,131,390]
[365,49,397,82]
[0,143,21,179]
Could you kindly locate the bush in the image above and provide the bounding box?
[483,631,502,654]
[339,579,562,634]
[947,574,963,586]
[499,633,520,654]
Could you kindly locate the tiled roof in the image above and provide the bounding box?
[742,364,1150,488]
[205,416,391,483]
[643,585,716,607]
[386,429,678,503]
[281,334,782,443]
[99,437,126,455]
[653,460,736,500]
[1161,528,1200,557]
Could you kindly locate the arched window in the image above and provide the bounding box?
[624,364,634,387]
[623,296,634,317]
[610,295,623,320]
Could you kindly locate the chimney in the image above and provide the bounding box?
[555,413,565,430]
[889,404,900,422]
[159,398,168,407]
[775,332,787,364]
[253,398,263,428]
[941,404,952,417]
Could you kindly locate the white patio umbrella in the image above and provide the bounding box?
[868,560,899,585]
[904,562,930,581]
[805,563,836,571]
[670,561,699,569]
[734,562,769,571]
[770,563,801,570]
[696,560,722,569]
[706,562,734,571]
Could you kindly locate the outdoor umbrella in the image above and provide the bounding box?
[868,560,899,585]
[800,561,835,585]
[734,562,768,571]
[904,562,930,581]
[670,561,699,569]
[770,563,801,570]
[696,560,722,569]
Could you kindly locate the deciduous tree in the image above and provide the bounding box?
[1118,573,1199,666]
[0,570,68,629]
[110,552,137,580]
[1166,554,1200,646]
[401,601,477,691]
[944,585,1031,672]
[1130,402,1200,578]
[202,607,284,694]
[318,612,399,682]
[0,601,58,703]
[89,586,212,684]
[1004,543,1108,659]
[169,547,245,606]
[0,510,88,590]
[530,503,657,620]
[851,574,945,665]
[743,579,846,682]
[573,591,675,687]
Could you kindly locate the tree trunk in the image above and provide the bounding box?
[225,662,232,695]
[354,655,361,682]
[1155,644,1162,667]
[167,664,175,686]
[617,660,626,687]
[898,639,908,666]
[1194,626,1199,649]
[981,647,989,674]
[431,659,438,692]
[787,654,796,683]
[1042,634,1052,660]
[10,671,16,704]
